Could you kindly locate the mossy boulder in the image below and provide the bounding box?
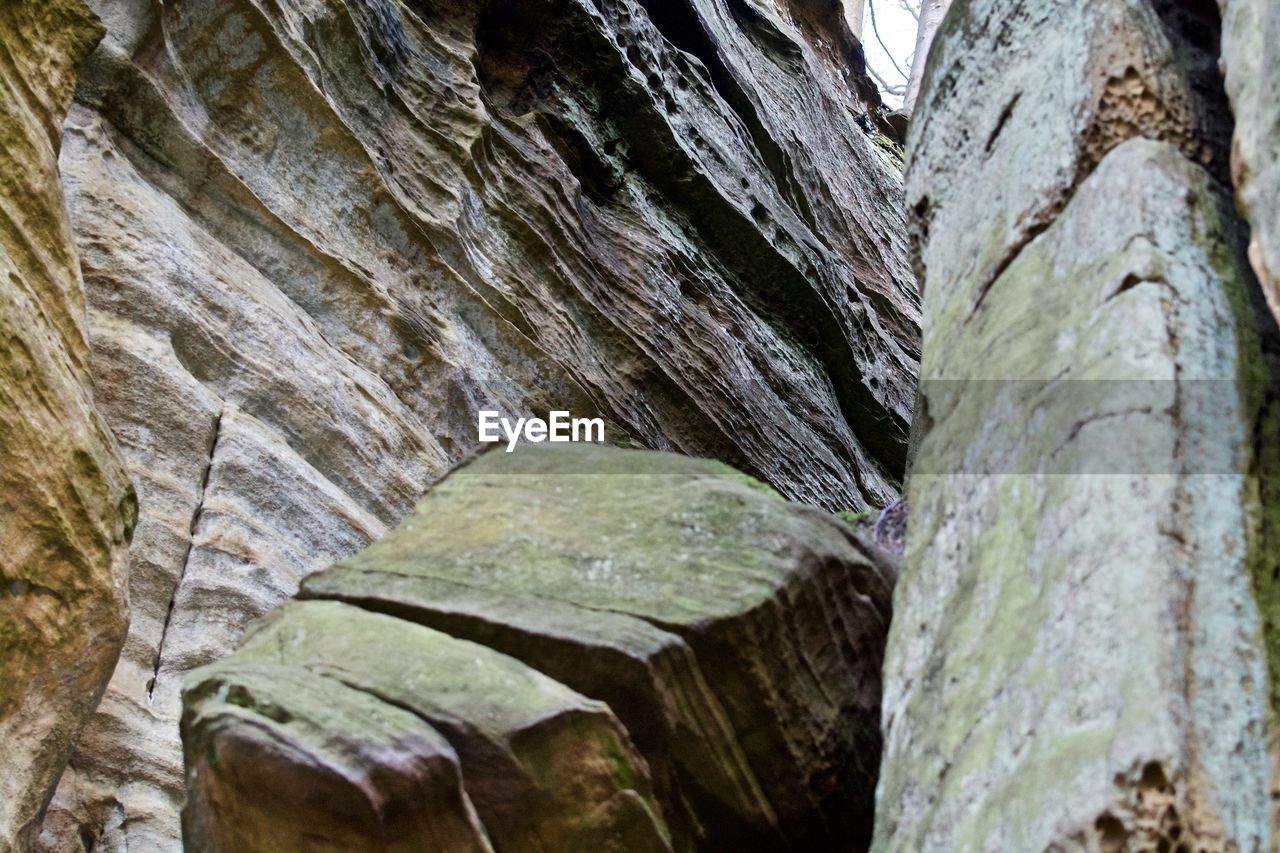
[183,444,894,851]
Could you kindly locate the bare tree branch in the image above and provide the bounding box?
[867,0,910,82]
[867,62,908,95]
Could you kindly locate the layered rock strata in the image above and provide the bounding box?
[182,444,896,852]
[876,1,1278,849]
[0,3,135,849]
[43,1,919,847]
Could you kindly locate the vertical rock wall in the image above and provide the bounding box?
[1221,0,1280,737]
[41,0,920,849]
[876,1,1277,849]
[0,3,136,850]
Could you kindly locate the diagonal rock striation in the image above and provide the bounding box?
[43,1,920,848]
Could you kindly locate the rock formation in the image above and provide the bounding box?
[38,0,920,848]
[876,1,1278,849]
[181,444,896,852]
[184,600,668,853]
[0,3,135,850]
[1221,0,1280,724]
[1221,0,1280,334]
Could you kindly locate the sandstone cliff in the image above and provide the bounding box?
[11,0,1280,850]
[0,4,135,850]
[39,0,920,848]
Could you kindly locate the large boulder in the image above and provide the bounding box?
[183,600,668,853]
[876,0,1278,849]
[183,444,896,852]
[46,1,919,846]
[0,2,135,849]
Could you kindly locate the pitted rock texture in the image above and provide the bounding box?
[44,0,919,848]
[1221,0,1280,333]
[0,3,135,849]
[876,0,1278,848]
[184,444,896,852]
[906,0,1231,305]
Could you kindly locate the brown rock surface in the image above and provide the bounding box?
[0,2,135,849]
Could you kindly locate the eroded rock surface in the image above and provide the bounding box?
[184,600,669,853]
[184,444,895,852]
[42,0,921,845]
[45,1,918,847]
[0,3,136,849]
[1221,0,1280,334]
[876,1,1277,849]
[907,0,1230,306]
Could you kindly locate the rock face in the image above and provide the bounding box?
[0,2,136,850]
[44,1,919,847]
[30,0,918,846]
[182,444,896,852]
[1221,0,1280,333]
[1221,0,1280,720]
[876,2,1277,850]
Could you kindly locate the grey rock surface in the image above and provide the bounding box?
[42,0,920,848]
[876,0,1279,848]
[879,137,1274,852]
[906,0,1230,307]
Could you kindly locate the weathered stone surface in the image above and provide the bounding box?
[0,2,136,849]
[877,136,1275,849]
[1220,0,1280,823]
[905,0,1230,304]
[187,444,894,851]
[46,1,918,847]
[183,658,494,853]
[184,599,671,852]
[878,0,1280,845]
